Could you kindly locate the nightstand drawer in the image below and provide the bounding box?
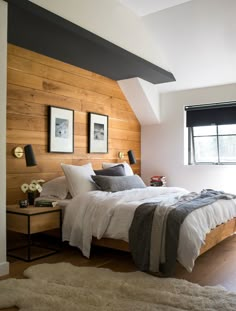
[7,213,28,234]
[30,212,60,234]
[7,210,61,234]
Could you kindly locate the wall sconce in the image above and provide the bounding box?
[118,150,136,165]
[13,144,37,167]
[128,150,136,165]
[118,152,125,159]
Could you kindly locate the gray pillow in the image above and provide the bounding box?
[94,164,125,176]
[91,175,146,192]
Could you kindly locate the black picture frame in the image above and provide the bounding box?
[48,106,74,153]
[88,112,108,153]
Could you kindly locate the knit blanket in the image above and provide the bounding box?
[129,189,236,276]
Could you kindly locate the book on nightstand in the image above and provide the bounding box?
[34,200,58,207]
[150,176,167,187]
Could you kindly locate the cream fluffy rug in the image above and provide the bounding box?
[0,263,235,311]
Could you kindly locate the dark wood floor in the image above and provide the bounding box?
[0,233,236,311]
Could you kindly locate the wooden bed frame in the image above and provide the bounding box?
[92,218,236,256]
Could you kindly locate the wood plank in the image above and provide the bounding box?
[109,118,140,132]
[109,139,141,150]
[110,97,133,112]
[8,43,120,88]
[8,53,125,100]
[81,100,112,115]
[7,84,82,110]
[8,69,111,106]
[7,98,47,117]
[109,128,140,142]
[7,113,47,132]
[200,218,236,255]
[7,129,46,145]
[110,108,139,122]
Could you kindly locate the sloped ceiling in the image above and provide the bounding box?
[28,0,236,94]
[118,0,192,16]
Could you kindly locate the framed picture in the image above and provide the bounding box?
[48,106,74,153]
[88,112,108,153]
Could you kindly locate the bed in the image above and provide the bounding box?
[39,163,236,276]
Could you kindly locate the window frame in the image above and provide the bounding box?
[188,126,236,165]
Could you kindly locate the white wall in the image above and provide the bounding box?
[142,83,236,194]
[0,0,9,276]
[118,78,161,125]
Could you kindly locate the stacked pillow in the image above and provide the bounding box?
[92,174,146,192]
[102,162,134,176]
[40,162,145,198]
[94,164,125,176]
[61,163,96,197]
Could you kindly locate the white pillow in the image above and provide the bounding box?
[40,176,69,199]
[102,162,134,176]
[61,163,96,197]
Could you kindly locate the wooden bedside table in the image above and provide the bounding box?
[7,205,62,262]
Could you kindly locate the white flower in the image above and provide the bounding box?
[20,179,45,193]
[36,184,42,193]
[21,183,29,193]
[37,179,45,184]
[29,183,37,192]
[30,180,38,185]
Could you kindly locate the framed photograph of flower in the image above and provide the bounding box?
[88,112,108,153]
[48,106,74,153]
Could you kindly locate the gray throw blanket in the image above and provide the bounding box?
[129,189,236,276]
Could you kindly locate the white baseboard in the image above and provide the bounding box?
[0,261,9,277]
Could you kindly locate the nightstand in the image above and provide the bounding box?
[7,205,62,262]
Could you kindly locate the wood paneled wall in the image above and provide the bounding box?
[7,44,141,204]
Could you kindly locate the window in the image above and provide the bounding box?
[189,124,236,164]
[185,102,236,165]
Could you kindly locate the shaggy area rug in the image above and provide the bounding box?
[0,263,235,311]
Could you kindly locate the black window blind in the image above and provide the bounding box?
[185,102,236,127]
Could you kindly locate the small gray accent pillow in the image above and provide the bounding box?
[94,164,125,176]
[91,175,146,192]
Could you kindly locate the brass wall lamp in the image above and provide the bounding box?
[118,150,136,165]
[13,145,37,167]
[118,151,125,160]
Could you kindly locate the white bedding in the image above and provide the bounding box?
[62,187,236,272]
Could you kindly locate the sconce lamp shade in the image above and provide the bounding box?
[24,144,37,167]
[128,150,136,165]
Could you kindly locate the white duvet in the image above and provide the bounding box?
[62,186,236,272]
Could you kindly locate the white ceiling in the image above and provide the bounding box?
[118,0,192,16]
[29,0,236,94]
[144,0,236,92]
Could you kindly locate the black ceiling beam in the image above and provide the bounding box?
[5,0,175,84]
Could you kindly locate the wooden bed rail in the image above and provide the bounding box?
[92,218,236,256]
